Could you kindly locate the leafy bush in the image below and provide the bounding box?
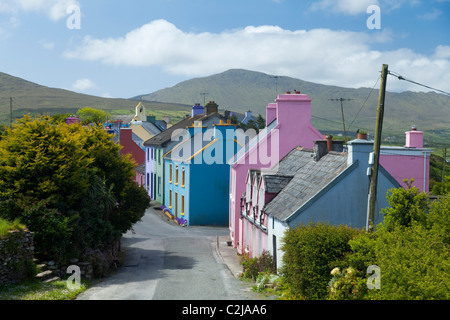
[254,272,280,292]
[280,222,363,300]
[327,267,369,300]
[339,194,450,300]
[239,250,276,281]
[0,115,150,265]
[382,179,429,230]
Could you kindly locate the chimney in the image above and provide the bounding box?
[266,103,277,126]
[146,115,156,124]
[191,103,204,117]
[325,135,333,152]
[405,126,423,148]
[66,116,80,125]
[314,135,344,161]
[162,116,171,124]
[313,140,328,161]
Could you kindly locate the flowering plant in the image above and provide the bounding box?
[327,267,368,300]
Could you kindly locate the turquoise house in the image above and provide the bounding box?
[144,102,224,204]
[164,120,242,226]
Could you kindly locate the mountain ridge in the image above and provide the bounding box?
[136,69,450,138]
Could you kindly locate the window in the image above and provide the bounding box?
[175,192,178,218]
[169,190,172,209]
[158,177,161,196]
[181,167,185,187]
[175,166,179,185]
[169,164,173,183]
[181,195,185,216]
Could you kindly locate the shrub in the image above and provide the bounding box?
[327,267,369,300]
[280,222,363,300]
[382,179,429,230]
[370,223,449,300]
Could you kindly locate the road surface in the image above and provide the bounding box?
[77,206,260,300]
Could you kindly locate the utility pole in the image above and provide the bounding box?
[271,76,280,95]
[367,64,388,232]
[200,93,208,106]
[329,98,353,144]
[10,97,13,129]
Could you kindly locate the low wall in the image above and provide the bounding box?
[0,231,35,286]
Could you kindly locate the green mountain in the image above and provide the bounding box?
[137,69,450,146]
[0,72,191,125]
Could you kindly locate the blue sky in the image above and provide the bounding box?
[0,0,449,100]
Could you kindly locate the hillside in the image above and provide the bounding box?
[137,69,450,145]
[0,72,191,125]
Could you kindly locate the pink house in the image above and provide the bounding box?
[228,91,323,254]
[380,127,432,192]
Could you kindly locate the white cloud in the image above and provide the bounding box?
[417,8,442,20]
[0,0,80,21]
[72,78,96,92]
[63,19,450,94]
[310,0,379,15]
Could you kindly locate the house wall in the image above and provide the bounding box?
[120,128,145,165]
[189,163,230,226]
[267,139,400,270]
[380,149,431,193]
[164,160,189,220]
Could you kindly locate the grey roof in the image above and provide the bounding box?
[263,147,348,221]
[164,132,215,163]
[144,113,225,147]
[262,174,294,193]
[140,121,163,136]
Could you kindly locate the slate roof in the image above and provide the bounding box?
[163,132,218,164]
[143,113,225,147]
[263,147,348,222]
[143,115,204,147]
[262,174,294,194]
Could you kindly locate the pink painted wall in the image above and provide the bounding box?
[229,92,323,254]
[380,129,431,193]
[380,153,430,192]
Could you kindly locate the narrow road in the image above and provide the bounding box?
[77,206,259,300]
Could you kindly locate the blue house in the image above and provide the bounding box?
[144,102,225,204]
[163,120,242,226]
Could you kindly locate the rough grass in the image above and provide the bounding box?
[0,218,26,238]
[0,279,88,300]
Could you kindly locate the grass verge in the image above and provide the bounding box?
[0,279,88,300]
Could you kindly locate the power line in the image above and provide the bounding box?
[388,70,450,96]
[348,76,380,129]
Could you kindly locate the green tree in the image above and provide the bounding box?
[77,107,110,125]
[0,115,149,263]
[381,179,429,230]
[0,115,92,206]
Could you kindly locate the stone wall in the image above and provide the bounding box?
[0,231,35,286]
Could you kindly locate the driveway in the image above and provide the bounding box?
[76,206,260,300]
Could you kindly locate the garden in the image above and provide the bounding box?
[239,181,449,300]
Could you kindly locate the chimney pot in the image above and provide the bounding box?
[325,134,333,152]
